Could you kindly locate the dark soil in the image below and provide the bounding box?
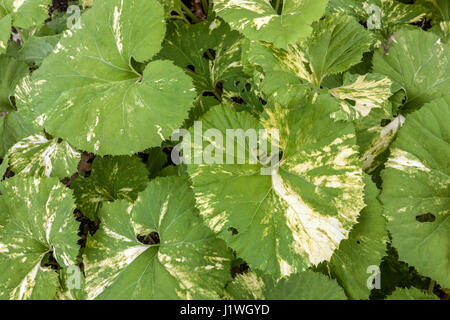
[75,209,99,248]
[62,152,95,187]
[49,0,71,15]
[231,262,249,278]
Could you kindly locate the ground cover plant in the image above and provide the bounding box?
[0,0,448,300]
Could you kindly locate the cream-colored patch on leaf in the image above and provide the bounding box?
[271,171,349,266]
[362,115,405,170]
[386,149,431,172]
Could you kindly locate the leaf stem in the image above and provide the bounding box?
[201,0,209,14]
[181,2,201,23]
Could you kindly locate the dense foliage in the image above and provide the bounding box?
[0,0,448,300]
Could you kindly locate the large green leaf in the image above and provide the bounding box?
[71,155,149,220]
[7,134,80,179]
[380,96,450,288]
[373,28,450,112]
[226,270,346,300]
[0,177,79,300]
[213,0,328,49]
[83,176,232,299]
[31,0,196,155]
[157,18,245,97]
[327,175,387,299]
[187,96,365,276]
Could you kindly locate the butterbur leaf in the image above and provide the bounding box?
[158,18,245,97]
[381,96,450,288]
[0,55,29,112]
[226,271,346,300]
[0,0,51,30]
[83,176,232,300]
[327,175,388,300]
[373,28,450,112]
[31,0,196,155]
[329,73,393,121]
[213,0,328,49]
[7,134,81,179]
[0,177,79,300]
[386,287,439,300]
[187,96,365,276]
[71,155,149,220]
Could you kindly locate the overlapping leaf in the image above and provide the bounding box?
[7,134,80,179]
[245,14,373,103]
[158,18,245,97]
[83,176,232,299]
[373,28,450,112]
[71,155,149,220]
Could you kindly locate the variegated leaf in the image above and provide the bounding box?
[329,73,393,121]
[71,155,149,220]
[83,176,232,299]
[30,0,196,155]
[0,177,79,300]
[246,14,373,100]
[187,95,365,276]
[213,0,328,49]
[157,18,246,97]
[373,28,450,112]
[8,134,80,179]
